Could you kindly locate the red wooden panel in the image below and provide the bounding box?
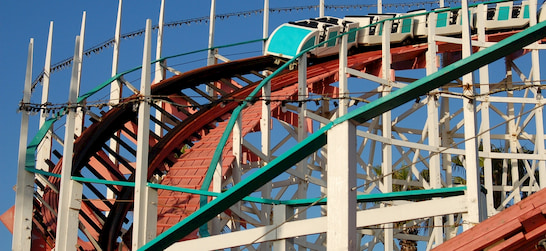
[435,188,546,250]
[486,232,525,251]
[452,218,522,250]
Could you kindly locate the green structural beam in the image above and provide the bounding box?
[148,183,281,205]
[141,19,546,251]
[283,186,467,207]
[25,118,56,169]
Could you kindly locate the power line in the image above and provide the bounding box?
[19,83,546,116]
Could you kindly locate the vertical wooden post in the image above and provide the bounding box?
[74,12,86,137]
[107,0,123,210]
[36,22,54,191]
[263,0,269,52]
[476,4,495,217]
[461,0,485,230]
[55,36,84,251]
[529,0,546,189]
[272,205,295,250]
[425,11,444,248]
[381,19,394,250]
[110,0,123,104]
[133,19,155,249]
[320,0,325,17]
[206,0,217,96]
[327,121,357,250]
[13,38,35,251]
[154,0,166,136]
[327,32,357,251]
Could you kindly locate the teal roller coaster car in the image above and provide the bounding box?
[264,16,359,59]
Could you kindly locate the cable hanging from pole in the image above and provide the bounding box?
[18,81,546,116]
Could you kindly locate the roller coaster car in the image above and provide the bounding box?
[429,7,476,36]
[485,1,530,31]
[265,1,546,60]
[264,16,359,59]
[346,13,417,46]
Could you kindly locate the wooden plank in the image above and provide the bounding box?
[437,218,522,250]
[523,218,546,240]
[519,208,546,233]
[234,74,257,85]
[218,78,240,92]
[204,81,227,96]
[485,232,525,251]
[101,142,135,173]
[90,151,126,181]
[110,133,137,156]
[151,101,181,126]
[190,86,214,102]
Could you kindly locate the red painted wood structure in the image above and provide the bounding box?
[433,188,546,251]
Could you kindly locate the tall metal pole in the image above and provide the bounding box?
[39,22,53,129]
[206,0,217,96]
[207,0,216,58]
[260,0,272,235]
[207,2,221,231]
[77,12,86,93]
[75,12,86,137]
[108,0,123,203]
[55,36,84,251]
[155,0,165,82]
[111,0,123,104]
[377,0,382,14]
[155,0,166,136]
[133,19,155,249]
[320,0,325,17]
[12,38,34,251]
[263,0,269,53]
[37,22,54,177]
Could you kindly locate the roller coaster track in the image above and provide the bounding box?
[19,19,546,250]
